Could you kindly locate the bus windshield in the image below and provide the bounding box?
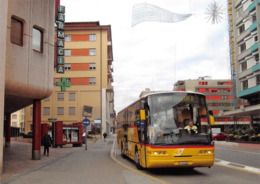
[147,93,212,146]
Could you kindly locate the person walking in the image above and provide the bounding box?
[42,133,51,156]
[103,132,107,142]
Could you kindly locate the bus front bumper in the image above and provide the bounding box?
[146,155,214,168]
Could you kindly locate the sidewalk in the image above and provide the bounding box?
[0,138,95,182]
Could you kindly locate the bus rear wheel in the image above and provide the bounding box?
[135,150,143,170]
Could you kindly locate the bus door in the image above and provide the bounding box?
[123,124,128,151]
[123,110,128,153]
[139,108,147,168]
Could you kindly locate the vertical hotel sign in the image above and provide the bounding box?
[56,5,65,74]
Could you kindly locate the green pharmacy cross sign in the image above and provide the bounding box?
[56,77,71,92]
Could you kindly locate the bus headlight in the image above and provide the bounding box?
[199,150,214,155]
[148,151,168,156]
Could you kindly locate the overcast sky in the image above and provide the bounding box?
[61,0,230,113]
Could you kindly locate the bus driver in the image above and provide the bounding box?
[184,120,198,134]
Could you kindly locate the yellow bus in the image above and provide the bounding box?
[117,91,215,169]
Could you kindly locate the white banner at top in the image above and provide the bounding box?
[132,3,192,27]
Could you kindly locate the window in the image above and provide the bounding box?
[57,93,64,101]
[12,114,17,119]
[252,14,257,22]
[238,24,245,34]
[217,82,225,85]
[65,64,71,70]
[57,107,64,115]
[89,63,96,70]
[54,78,60,85]
[257,75,260,85]
[12,122,17,127]
[241,61,247,71]
[64,50,71,56]
[32,26,43,52]
[43,107,50,115]
[89,77,96,85]
[69,93,76,101]
[66,78,71,83]
[240,43,246,53]
[65,35,71,41]
[30,107,33,115]
[11,16,23,46]
[255,54,259,62]
[69,107,76,115]
[255,36,258,42]
[89,48,96,56]
[242,80,248,90]
[90,34,96,41]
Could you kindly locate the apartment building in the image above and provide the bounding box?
[25,22,115,136]
[226,0,260,126]
[174,78,248,130]
[11,109,25,132]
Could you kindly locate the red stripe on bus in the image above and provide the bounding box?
[141,144,214,149]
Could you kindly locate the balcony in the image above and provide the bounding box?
[237,28,250,43]
[251,42,258,52]
[237,47,251,61]
[249,21,257,32]
[236,10,248,26]
[252,63,260,72]
[235,0,242,8]
[238,85,260,98]
[248,1,256,13]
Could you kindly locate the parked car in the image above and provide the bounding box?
[23,132,33,138]
[213,132,227,141]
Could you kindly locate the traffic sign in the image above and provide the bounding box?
[83,118,90,126]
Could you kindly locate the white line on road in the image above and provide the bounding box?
[215,158,260,175]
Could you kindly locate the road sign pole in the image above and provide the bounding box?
[82,118,90,151]
[85,127,87,150]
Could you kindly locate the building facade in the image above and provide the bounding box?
[11,109,25,132]
[25,22,115,136]
[0,0,56,173]
[227,0,260,127]
[174,79,248,130]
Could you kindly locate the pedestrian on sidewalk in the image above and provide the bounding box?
[42,133,51,156]
[103,132,107,142]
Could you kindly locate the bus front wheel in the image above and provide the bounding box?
[135,150,143,170]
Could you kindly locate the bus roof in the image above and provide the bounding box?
[118,91,205,115]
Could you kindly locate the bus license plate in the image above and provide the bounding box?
[179,161,188,165]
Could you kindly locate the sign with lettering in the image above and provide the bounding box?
[55,4,69,92]
[56,65,64,74]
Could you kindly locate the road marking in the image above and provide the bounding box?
[110,139,169,184]
[215,158,260,175]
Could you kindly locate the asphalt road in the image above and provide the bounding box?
[3,136,260,184]
[114,140,260,184]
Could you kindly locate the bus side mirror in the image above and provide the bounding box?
[140,110,146,121]
[210,115,215,126]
